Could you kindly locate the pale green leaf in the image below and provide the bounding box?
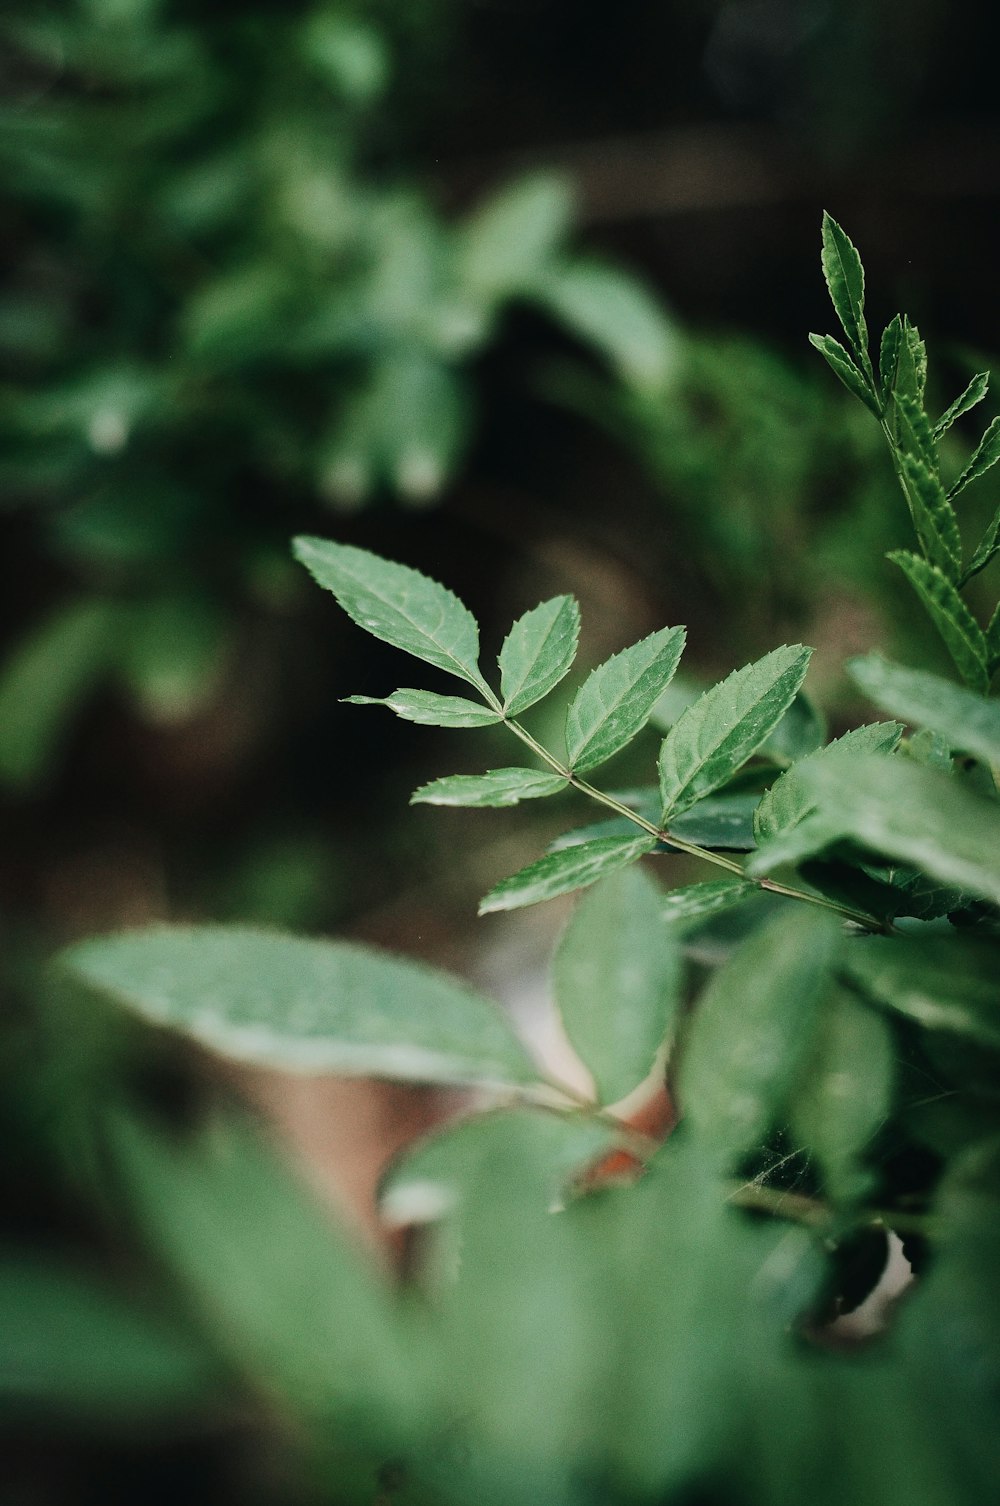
[962,502,1000,584]
[820,213,869,367]
[878,314,903,411]
[535,258,679,393]
[554,867,680,1105]
[753,721,904,844]
[898,450,961,580]
[658,645,812,818]
[948,413,1000,500]
[565,625,685,773]
[344,689,500,727]
[808,333,878,413]
[678,908,840,1165]
[292,538,489,693]
[411,767,567,808]
[659,878,758,929]
[847,653,1000,765]
[498,595,580,715]
[888,550,990,692]
[61,925,540,1088]
[934,370,990,438]
[479,835,655,914]
[843,934,1000,1051]
[458,173,574,298]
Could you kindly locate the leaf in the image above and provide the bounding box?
[948,414,1000,500]
[988,600,1000,675]
[753,721,904,844]
[962,501,1000,584]
[878,314,903,410]
[659,878,759,930]
[847,653,1000,765]
[458,173,574,298]
[554,867,680,1105]
[479,835,655,914]
[895,391,938,472]
[658,645,812,818]
[535,257,679,393]
[565,625,685,773]
[820,213,869,366]
[790,986,894,1202]
[292,538,489,694]
[411,768,567,808]
[899,317,928,408]
[668,792,760,850]
[897,450,961,580]
[888,551,990,692]
[934,370,990,438]
[842,934,1000,1051]
[808,333,878,412]
[61,925,540,1088]
[344,689,501,727]
[760,691,827,765]
[677,908,840,1165]
[498,595,580,715]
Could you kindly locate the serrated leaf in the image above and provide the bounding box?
[678,908,839,1165]
[899,317,928,408]
[821,213,869,367]
[658,645,812,818]
[61,925,540,1088]
[808,333,878,413]
[498,595,580,715]
[760,691,826,765]
[847,653,1000,765]
[843,934,1000,1051]
[895,391,938,472]
[898,450,961,580]
[753,722,904,844]
[888,551,989,692]
[554,867,680,1105]
[878,314,903,411]
[565,625,685,773]
[962,501,1000,585]
[479,834,655,914]
[411,767,567,808]
[934,370,990,438]
[659,878,758,930]
[292,538,489,694]
[948,414,1000,501]
[344,690,500,727]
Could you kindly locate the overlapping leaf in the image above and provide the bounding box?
[565,625,685,773]
[659,878,759,929]
[842,935,1000,1051]
[753,721,903,844]
[498,595,580,714]
[889,551,990,692]
[847,654,1000,765]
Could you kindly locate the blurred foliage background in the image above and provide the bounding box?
[4,1,1000,1501]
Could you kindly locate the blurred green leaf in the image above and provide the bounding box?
[848,654,1000,764]
[458,173,574,299]
[753,721,904,844]
[843,934,1000,1051]
[537,257,679,393]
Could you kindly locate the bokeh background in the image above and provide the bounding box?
[3,1,1000,1500]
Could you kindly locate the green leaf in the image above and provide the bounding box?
[658,645,812,818]
[820,213,869,366]
[678,908,839,1165]
[668,792,760,850]
[117,596,228,725]
[790,986,893,1202]
[988,600,1000,675]
[344,690,500,727]
[565,625,685,773]
[847,653,1000,765]
[962,501,1000,584]
[498,595,580,715]
[411,767,567,808]
[888,550,990,692]
[458,173,574,298]
[842,934,1000,1051]
[659,878,758,930]
[292,538,489,694]
[554,867,680,1105]
[934,370,990,438]
[61,925,540,1088]
[898,450,961,580]
[898,317,928,408]
[753,721,904,844]
[535,257,679,393]
[479,835,655,914]
[878,314,903,410]
[895,392,938,472]
[760,691,827,765]
[948,413,1000,500]
[808,333,878,413]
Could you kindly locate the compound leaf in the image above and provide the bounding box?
[888,551,990,692]
[934,371,990,438]
[565,625,685,774]
[847,653,1000,765]
[345,690,501,727]
[499,595,580,715]
[411,768,567,808]
[948,414,1000,501]
[821,213,869,366]
[479,834,655,914]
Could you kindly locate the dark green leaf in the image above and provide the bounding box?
[344,690,500,727]
[898,317,928,408]
[888,551,990,691]
[878,314,903,411]
[988,600,1000,675]
[659,878,758,930]
[820,213,869,366]
[897,450,961,580]
[895,392,938,472]
[668,792,760,850]
[934,370,990,438]
[843,934,1000,1051]
[948,414,1000,501]
[565,625,685,773]
[760,691,827,765]
[498,595,580,715]
[753,722,904,844]
[554,866,680,1105]
[847,653,1000,765]
[411,767,567,808]
[962,502,1000,584]
[658,645,812,817]
[61,925,540,1088]
[479,834,655,914]
[808,333,878,413]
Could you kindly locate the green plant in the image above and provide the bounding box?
[28,219,1000,1504]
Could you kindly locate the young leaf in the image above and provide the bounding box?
[898,317,928,408]
[411,768,567,808]
[895,392,938,472]
[948,414,1000,501]
[820,213,869,368]
[962,502,1000,585]
[565,625,685,773]
[878,314,903,411]
[498,595,580,715]
[61,926,540,1089]
[753,722,904,844]
[479,834,655,914]
[888,551,990,692]
[807,334,878,414]
[677,908,840,1166]
[554,867,680,1106]
[658,645,812,818]
[292,538,489,694]
[659,878,758,930]
[843,935,1000,1052]
[898,451,961,580]
[934,370,990,438]
[345,690,501,727]
[847,653,1000,765]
